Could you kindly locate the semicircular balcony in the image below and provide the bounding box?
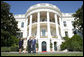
[27,11,60,25]
[27,23,58,38]
[27,11,61,38]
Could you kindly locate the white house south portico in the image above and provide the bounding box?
[14,3,74,52]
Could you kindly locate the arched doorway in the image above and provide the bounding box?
[54,42,57,51]
[42,41,46,52]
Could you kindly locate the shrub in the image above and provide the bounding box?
[10,44,19,51]
[1,47,11,52]
[1,44,19,52]
[63,36,70,41]
[61,34,83,51]
[70,34,83,51]
[61,42,67,50]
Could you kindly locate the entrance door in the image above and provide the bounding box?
[54,42,57,51]
[42,41,46,52]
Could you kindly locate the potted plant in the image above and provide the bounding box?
[50,39,53,51]
[36,39,38,52]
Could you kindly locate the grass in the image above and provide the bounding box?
[1,52,83,56]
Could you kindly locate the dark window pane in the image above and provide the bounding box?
[21,22,24,28]
[65,31,68,37]
[63,21,66,27]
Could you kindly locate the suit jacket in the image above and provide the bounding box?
[32,39,36,45]
[28,40,32,46]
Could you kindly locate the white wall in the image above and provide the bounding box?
[15,17,27,38]
[61,17,74,38]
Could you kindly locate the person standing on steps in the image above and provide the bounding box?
[32,36,36,53]
[23,38,27,53]
[28,36,32,53]
[19,38,23,54]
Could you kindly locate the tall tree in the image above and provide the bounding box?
[1,1,20,46]
[72,5,83,34]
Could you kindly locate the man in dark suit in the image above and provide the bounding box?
[28,37,32,53]
[32,36,36,53]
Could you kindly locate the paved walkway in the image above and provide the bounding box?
[1,51,83,54]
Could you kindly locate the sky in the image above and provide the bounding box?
[5,1,83,15]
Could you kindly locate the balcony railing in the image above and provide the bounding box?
[40,36,48,38]
[28,18,55,25]
[52,36,58,38]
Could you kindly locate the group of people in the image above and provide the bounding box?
[19,36,36,54]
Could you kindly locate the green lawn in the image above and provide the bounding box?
[1,52,83,56]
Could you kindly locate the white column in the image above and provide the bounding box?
[59,16,64,39]
[25,18,28,38]
[37,12,40,39]
[59,17,62,37]
[61,17,65,37]
[60,17,63,37]
[22,19,28,52]
[29,15,32,37]
[27,18,29,40]
[37,12,41,52]
[47,12,52,38]
[38,40,41,52]
[47,39,50,52]
[55,14,59,38]
[52,42,54,52]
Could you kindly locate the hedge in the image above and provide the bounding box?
[1,44,19,52]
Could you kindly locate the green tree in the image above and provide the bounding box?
[72,5,83,34]
[1,1,20,47]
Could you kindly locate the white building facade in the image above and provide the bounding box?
[14,3,74,52]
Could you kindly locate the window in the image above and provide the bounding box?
[65,31,68,37]
[59,27,61,36]
[17,32,23,38]
[72,29,77,34]
[57,15,60,24]
[71,21,74,25]
[63,21,67,27]
[20,32,23,38]
[42,29,46,36]
[21,22,24,28]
